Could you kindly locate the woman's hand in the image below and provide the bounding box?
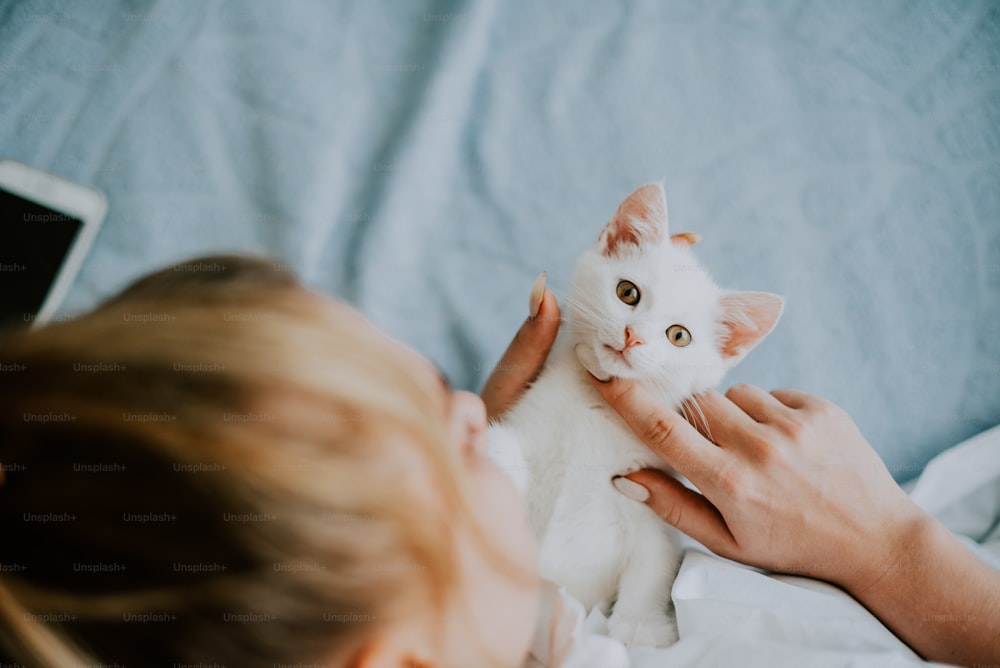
[595,378,1000,665]
[481,272,560,422]
[595,379,918,587]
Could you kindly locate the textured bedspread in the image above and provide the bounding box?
[1,0,998,483]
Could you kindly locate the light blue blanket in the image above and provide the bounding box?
[2,0,998,480]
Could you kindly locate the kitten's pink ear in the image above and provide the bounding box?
[718,292,784,364]
[598,183,668,256]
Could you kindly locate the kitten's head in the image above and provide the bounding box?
[570,183,783,404]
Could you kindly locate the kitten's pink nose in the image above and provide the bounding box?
[624,326,644,350]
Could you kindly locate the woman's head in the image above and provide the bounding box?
[0,256,538,667]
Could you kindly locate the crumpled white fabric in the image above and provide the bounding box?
[909,424,1000,572]
[524,580,629,668]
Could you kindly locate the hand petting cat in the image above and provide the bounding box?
[486,272,1000,667]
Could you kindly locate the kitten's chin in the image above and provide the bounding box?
[573,343,639,382]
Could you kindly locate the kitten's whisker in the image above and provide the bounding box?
[565,295,614,339]
[565,295,605,324]
[679,400,694,427]
[685,395,712,443]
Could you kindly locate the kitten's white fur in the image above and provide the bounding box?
[489,183,783,647]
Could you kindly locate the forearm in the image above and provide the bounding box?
[846,511,1000,666]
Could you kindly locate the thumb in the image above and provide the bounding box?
[622,469,736,557]
[481,275,561,421]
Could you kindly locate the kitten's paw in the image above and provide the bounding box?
[607,611,678,648]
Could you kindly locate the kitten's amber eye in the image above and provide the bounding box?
[666,325,692,347]
[616,280,641,306]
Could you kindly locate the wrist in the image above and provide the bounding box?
[840,502,934,601]
[830,501,1000,664]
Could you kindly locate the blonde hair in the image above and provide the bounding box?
[0,256,480,666]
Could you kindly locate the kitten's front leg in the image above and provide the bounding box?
[607,516,681,647]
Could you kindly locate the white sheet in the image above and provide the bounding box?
[562,425,1000,667]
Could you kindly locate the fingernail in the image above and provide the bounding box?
[574,343,610,382]
[612,476,649,503]
[529,271,546,319]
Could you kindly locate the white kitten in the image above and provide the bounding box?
[489,183,783,647]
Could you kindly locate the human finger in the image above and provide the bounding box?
[768,388,821,411]
[680,389,755,446]
[589,375,724,487]
[481,273,561,421]
[620,470,736,557]
[724,383,791,424]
